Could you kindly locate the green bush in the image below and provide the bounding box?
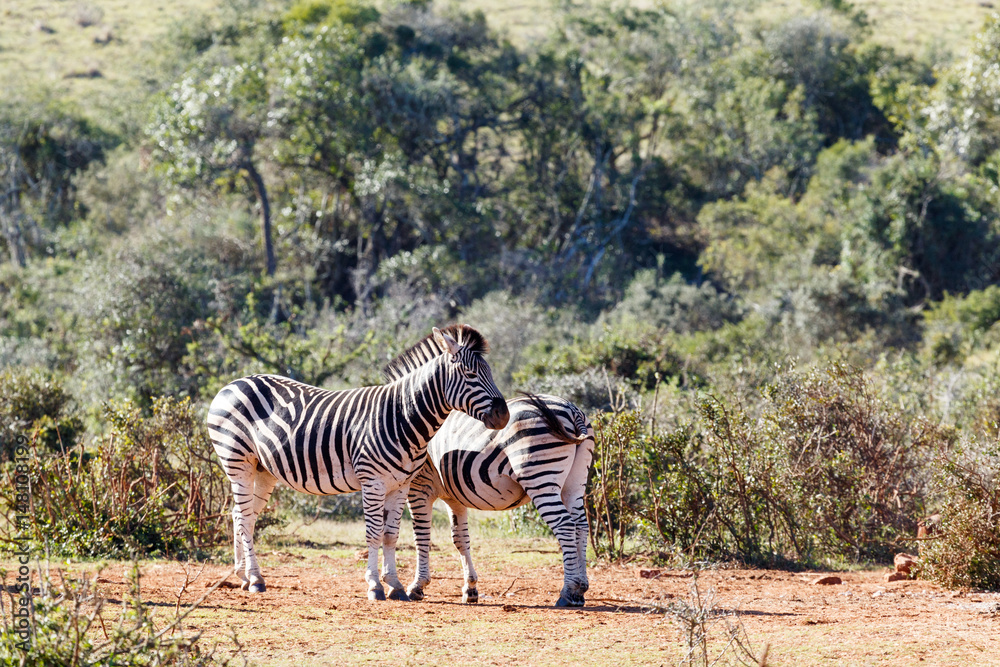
[0,397,229,558]
[585,362,953,566]
[767,363,952,562]
[606,270,744,335]
[920,442,1000,590]
[0,565,241,665]
[0,368,80,461]
[516,328,692,401]
[922,286,1000,366]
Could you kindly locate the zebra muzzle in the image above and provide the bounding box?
[482,398,510,430]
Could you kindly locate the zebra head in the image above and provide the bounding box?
[432,326,509,430]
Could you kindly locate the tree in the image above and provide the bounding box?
[0,103,108,266]
[148,63,276,275]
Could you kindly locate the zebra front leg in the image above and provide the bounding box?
[381,485,410,601]
[447,503,479,603]
[406,491,434,601]
[361,480,388,601]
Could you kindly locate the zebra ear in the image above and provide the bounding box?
[432,327,460,356]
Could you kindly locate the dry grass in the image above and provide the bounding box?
[0,0,219,117]
[1,0,992,119]
[462,0,994,57]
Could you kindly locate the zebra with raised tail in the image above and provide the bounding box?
[207,325,509,600]
[406,392,595,608]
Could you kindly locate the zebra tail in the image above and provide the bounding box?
[519,393,590,444]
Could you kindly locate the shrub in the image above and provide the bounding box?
[0,397,230,558]
[586,361,951,566]
[606,270,744,335]
[586,410,646,560]
[697,396,803,564]
[80,252,214,403]
[515,328,693,407]
[922,286,1000,366]
[0,564,243,665]
[920,442,1000,590]
[0,368,81,461]
[766,362,952,562]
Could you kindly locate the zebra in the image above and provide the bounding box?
[207,324,509,600]
[408,389,595,607]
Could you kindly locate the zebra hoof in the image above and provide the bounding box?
[248,582,266,594]
[463,589,479,604]
[387,588,411,602]
[240,580,250,591]
[407,586,425,601]
[555,595,582,607]
[368,589,387,601]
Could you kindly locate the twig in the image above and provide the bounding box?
[758,642,770,667]
[501,578,518,597]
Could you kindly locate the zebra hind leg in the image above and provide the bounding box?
[526,485,585,607]
[564,490,590,606]
[232,504,248,590]
[561,443,593,606]
[448,504,479,603]
[234,469,279,593]
[380,486,411,601]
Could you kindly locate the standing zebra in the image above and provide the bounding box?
[407,393,595,607]
[207,325,509,600]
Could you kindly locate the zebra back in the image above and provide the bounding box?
[514,393,590,444]
[382,324,489,383]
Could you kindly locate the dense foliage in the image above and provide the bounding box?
[3,0,1000,588]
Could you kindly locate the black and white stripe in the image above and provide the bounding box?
[406,393,595,607]
[207,325,509,599]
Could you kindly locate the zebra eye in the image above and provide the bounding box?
[463,369,477,379]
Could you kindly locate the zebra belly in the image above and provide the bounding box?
[254,432,361,496]
[435,449,529,511]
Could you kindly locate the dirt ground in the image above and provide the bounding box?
[59,529,1000,667]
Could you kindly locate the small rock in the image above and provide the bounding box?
[894,553,919,575]
[811,575,842,585]
[501,604,517,612]
[884,571,908,583]
[639,569,662,579]
[63,68,103,79]
[93,26,113,45]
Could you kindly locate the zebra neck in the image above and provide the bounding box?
[389,356,452,446]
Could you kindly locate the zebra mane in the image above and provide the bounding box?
[381,324,490,383]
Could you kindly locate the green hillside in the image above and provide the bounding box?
[1,0,995,118]
[3,0,1000,613]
